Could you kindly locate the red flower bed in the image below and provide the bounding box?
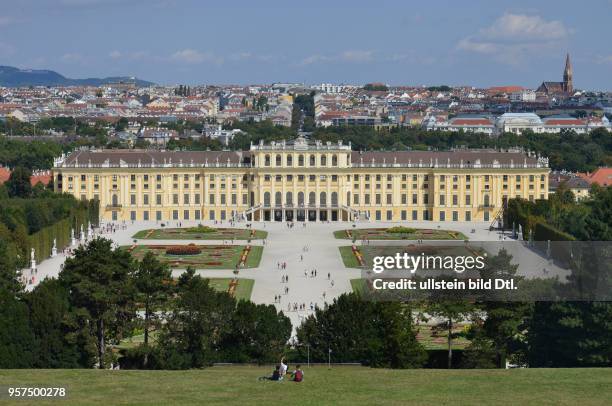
[166,246,202,255]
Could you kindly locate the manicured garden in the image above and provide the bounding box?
[206,278,254,301]
[1,367,610,405]
[339,244,480,269]
[124,244,263,269]
[133,225,267,240]
[334,226,467,240]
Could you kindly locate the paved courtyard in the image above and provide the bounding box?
[25,219,569,331]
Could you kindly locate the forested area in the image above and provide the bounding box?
[0,241,291,369]
[0,168,97,283]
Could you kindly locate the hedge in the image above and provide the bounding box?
[28,204,92,262]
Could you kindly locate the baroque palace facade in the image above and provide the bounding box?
[53,137,550,223]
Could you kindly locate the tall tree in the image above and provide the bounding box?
[0,289,37,368]
[5,166,32,198]
[479,249,531,368]
[134,251,172,366]
[220,300,291,363]
[157,268,235,368]
[27,279,96,368]
[60,238,135,368]
[296,293,426,368]
[427,297,475,369]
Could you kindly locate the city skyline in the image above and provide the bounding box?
[1,0,611,90]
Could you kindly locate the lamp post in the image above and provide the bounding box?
[328,347,332,369]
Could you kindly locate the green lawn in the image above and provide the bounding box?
[334,227,467,240]
[206,278,254,301]
[0,367,609,405]
[133,227,267,240]
[125,245,263,269]
[350,278,367,294]
[339,246,362,268]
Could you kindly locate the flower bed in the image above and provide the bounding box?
[238,245,251,267]
[387,226,417,234]
[351,245,366,267]
[166,245,202,255]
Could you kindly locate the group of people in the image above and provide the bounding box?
[287,302,316,312]
[260,358,304,382]
[304,269,318,278]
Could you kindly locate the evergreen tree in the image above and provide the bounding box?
[296,293,426,368]
[60,238,136,368]
[157,268,235,368]
[27,279,96,368]
[478,249,531,368]
[220,301,291,363]
[134,252,172,366]
[0,289,37,368]
[5,166,32,198]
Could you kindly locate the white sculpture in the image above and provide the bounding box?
[51,238,57,257]
[80,224,85,243]
[71,228,76,246]
[30,248,36,271]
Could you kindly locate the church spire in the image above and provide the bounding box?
[563,53,573,94]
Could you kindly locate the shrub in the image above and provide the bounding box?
[387,226,417,234]
[185,225,216,233]
[166,246,201,255]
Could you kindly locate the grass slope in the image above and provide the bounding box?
[0,367,609,405]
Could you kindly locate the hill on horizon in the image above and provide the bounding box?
[0,65,154,87]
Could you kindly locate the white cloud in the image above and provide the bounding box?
[596,55,612,64]
[109,50,148,60]
[61,53,85,63]
[457,13,571,64]
[300,54,330,65]
[340,50,373,62]
[171,49,223,65]
[299,50,373,65]
[480,13,568,42]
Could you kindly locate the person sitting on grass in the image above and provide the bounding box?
[279,357,288,378]
[259,365,282,381]
[291,365,304,382]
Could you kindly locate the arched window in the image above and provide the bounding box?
[298,192,304,206]
[332,154,338,166]
[286,192,293,205]
[484,194,490,207]
[331,192,338,207]
[275,191,282,207]
[309,154,316,166]
[320,155,327,166]
[264,192,271,206]
[275,154,282,167]
[112,194,118,206]
[309,192,316,206]
[320,192,327,207]
[264,154,271,167]
[286,155,293,166]
[298,154,304,166]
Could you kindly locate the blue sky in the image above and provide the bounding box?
[1,0,611,89]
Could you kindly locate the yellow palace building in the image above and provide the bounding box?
[53,137,549,223]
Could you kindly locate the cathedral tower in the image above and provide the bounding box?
[563,53,573,94]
